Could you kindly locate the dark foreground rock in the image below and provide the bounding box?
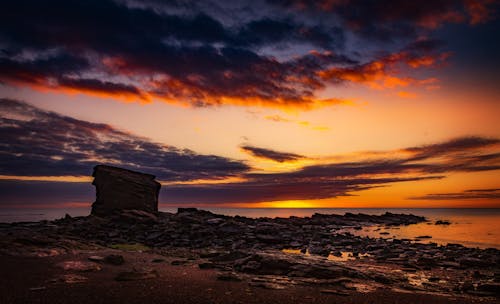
[0,208,498,302]
[1,251,487,304]
[90,165,161,216]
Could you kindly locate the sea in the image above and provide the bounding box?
[1,207,499,249]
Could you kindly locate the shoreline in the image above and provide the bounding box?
[0,208,499,303]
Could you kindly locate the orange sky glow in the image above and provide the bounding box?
[1,0,499,209]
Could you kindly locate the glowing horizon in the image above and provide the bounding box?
[1,0,499,209]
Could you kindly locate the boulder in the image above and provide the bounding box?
[91,165,161,216]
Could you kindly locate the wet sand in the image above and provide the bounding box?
[0,250,493,304]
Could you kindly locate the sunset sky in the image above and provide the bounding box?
[1,0,499,209]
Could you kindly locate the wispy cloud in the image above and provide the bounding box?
[240,145,305,162]
[1,100,499,206]
[410,188,500,200]
[0,99,249,181]
[264,114,330,131]
[165,136,500,204]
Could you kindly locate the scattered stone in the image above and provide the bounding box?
[151,258,165,263]
[320,289,350,296]
[60,274,88,284]
[105,254,125,265]
[248,282,286,290]
[1,189,499,300]
[58,261,102,272]
[476,282,500,295]
[216,272,243,281]
[88,255,105,262]
[207,218,224,225]
[199,262,216,269]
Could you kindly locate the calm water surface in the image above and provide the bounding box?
[1,207,499,249]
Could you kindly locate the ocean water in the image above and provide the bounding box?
[1,207,499,249]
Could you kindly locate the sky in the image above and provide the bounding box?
[1,0,499,209]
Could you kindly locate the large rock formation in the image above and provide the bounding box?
[91,165,161,215]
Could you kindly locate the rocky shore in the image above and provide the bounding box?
[1,208,499,303]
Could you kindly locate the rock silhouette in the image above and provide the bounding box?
[91,165,160,215]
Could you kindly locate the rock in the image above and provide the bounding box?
[105,254,125,265]
[415,235,432,239]
[60,274,88,284]
[198,262,215,269]
[255,234,282,244]
[435,220,451,225]
[320,289,350,296]
[248,282,286,290]
[459,257,490,268]
[308,245,330,256]
[438,261,460,268]
[476,282,500,295]
[151,258,165,263]
[58,261,102,272]
[207,218,224,225]
[239,253,294,275]
[88,255,105,262]
[460,280,475,293]
[241,261,261,272]
[118,209,158,224]
[216,272,242,281]
[91,165,160,216]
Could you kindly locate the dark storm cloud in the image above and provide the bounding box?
[266,0,498,39]
[235,18,344,49]
[240,145,305,162]
[410,188,500,200]
[1,0,483,108]
[0,99,249,181]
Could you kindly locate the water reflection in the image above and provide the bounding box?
[343,214,500,249]
[282,248,370,262]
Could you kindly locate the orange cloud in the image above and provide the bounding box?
[397,91,418,99]
[465,0,497,24]
[318,47,449,91]
[264,114,331,131]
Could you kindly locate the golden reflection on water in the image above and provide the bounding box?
[282,248,370,261]
[350,214,500,249]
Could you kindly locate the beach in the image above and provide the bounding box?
[0,208,499,304]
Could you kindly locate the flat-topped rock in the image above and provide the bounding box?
[91,165,161,216]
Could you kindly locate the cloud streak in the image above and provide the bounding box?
[241,145,305,162]
[1,100,499,206]
[0,99,249,181]
[410,188,500,200]
[164,136,500,204]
